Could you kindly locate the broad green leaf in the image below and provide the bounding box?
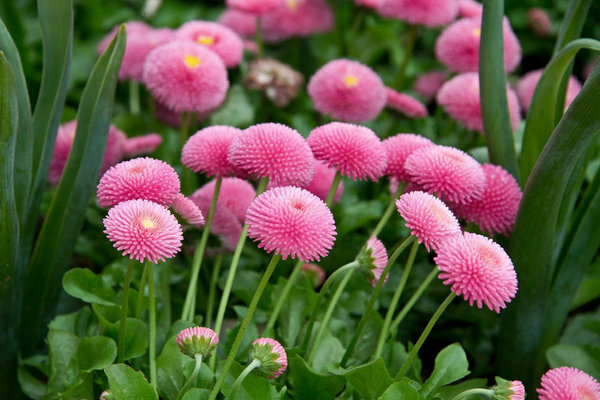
[220,361,282,400]
[46,329,81,398]
[572,258,600,309]
[105,364,158,400]
[434,379,488,400]
[182,388,210,400]
[547,344,600,380]
[119,318,150,361]
[310,327,345,373]
[61,372,94,400]
[420,343,470,399]
[20,26,126,355]
[209,84,255,127]
[48,306,94,338]
[341,358,394,400]
[287,354,345,400]
[76,336,117,372]
[378,380,419,400]
[479,0,519,181]
[63,268,118,306]
[17,362,46,400]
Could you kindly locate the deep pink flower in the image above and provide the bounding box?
[396,191,461,251]
[527,8,552,37]
[97,157,181,208]
[301,263,326,287]
[182,125,243,178]
[245,186,336,261]
[123,133,162,157]
[103,199,183,263]
[307,122,387,181]
[176,326,219,358]
[414,71,448,102]
[516,69,582,113]
[435,232,518,312]
[217,9,257,38]
[538,367,600,400]
[385,88,427,119]
[359,237,389,287]
[251,338,288,379]
[437,72,521,134]
[175,21,243,68]
[170,193,205,227]
[189,193,243,251]
[228,123,315,186]
[193,177,256,222]
[227,0,282,15]
[262,0,334,41]
[383,133,435,182]
[143,40,229,114]
[435,17,521,74]
[404,145,485,204]
[378,0,458,27]
[307,59,386,123]
[457,0,482,17]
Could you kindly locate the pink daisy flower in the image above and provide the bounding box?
[251,338,288,379]
[437,72,521,134]
[454,164,522,236]
[396,191,461,251]
[491,378,525,400]
[175,21,243,68]
[176,326,219,358]
[189,193,243,251]
[97,157,181,208]
[404,145,485,204]
[182,125,243,178]
[457,0,482,18]
[307,122,387,181]
[382,133,435,182]
[538,367,600,400]
[414,71,448,102]
[385,88,428,119]
[307,59,386,123]
[170,193,205,227]
[262,0,334,41]
[143,40,229,114]
[301,263,326,288]
[103,199,183,263]
[434,232,518,312]
[516,69,582,113]
[435,17,521,74]
[228,123,315,187]
[227,0,282,15]
[358,236,389,287]
[193,177,256,222]
[527,8,552,37]
[507,381,526,400]
[123,133,162,157]
[245,186,336,262]
[377,0,458,28]
[217,9,257,38]
[304,160,345,203]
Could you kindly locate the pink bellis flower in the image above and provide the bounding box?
[250,338,288,379]
[176,326,219,358]
[516,69,582,113]
[537,366,600,400]
[175,21,244,68]
[182,125,243,178]
[385,88,428,119]
[170,193,205,227]
[193,177,256,222]
[378,0,458,28]
[261,0,334,41]
[357,237,389,287]
[382,133,435,182]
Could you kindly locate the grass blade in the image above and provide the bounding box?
[20,26,126,356]
[553,0,592,55]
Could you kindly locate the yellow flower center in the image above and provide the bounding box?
[141,218,156,229]
[197,35,214,46]
[286,0,299,11]
[472,28,481,37]
[344,74,359,87]
[184,54,201,68]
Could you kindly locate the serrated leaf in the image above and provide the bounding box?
[63,268,118,305]
[76,336,117,372]
[420,343,470,399]
[288,354,345,400]
[341,358,394,400]
[105,364,157,400]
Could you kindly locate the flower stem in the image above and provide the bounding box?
[129,81,140,115]
[451,388,494,400]
[395,291,457,379]
[175,354,203,400]
[340,235,415,367]
[208,254,282,400]
[148,261,157,390]
[135,261,149,319]
[325,170,343,207]
[370,184,404,238]
[263,259,304,337]
[374,240,419,359]
[206,253,223,327]
[255,17,264,58]
[394,24,419,89]
[117,259,136,362]
[181,176,222,321]
[307,267,355,363]
[230,358,261,398]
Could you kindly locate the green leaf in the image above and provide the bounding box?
[61,372,94,400]
[479,0,519,181]
[76,336,117,372]
[209,84,255,127]
[20,26,126,355]
[572,258,600,309]
[105,364,158,400]
[547,344,600,380]
[310,327,345,373]
[288,354,345,400]
[420,343,470,399]
[341,358,394,400]
[220,361,282,400]
[553,0,593,54]
[46,329,81,397]
[63,268,118,305]
[434,379,488,400]
[378,380,419,400]
[182,388,210,400]
[273,277,316,347]
[17,362,46,400]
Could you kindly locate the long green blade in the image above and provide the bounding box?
[20,27,126,356]
[553,0,593,55]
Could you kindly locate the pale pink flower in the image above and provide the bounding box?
[182,125,243,178]
[527,8,552,37]
[227,0,282,15]
[251,338,288,378]
[176,326,219,358]
[262,0,334,41]
[123,133,162,157]
[385,88,427,119]
[193,177,256,222]
[538,367,600,400]
[516,69,582,113]
[217,9,257,38]
[457,0,482,17]
[414,71,448,102]
[383,133,435,182]
[170,193,205,227]
[175,21,243,68]
[378,0,458,27]
[189,193,243,251]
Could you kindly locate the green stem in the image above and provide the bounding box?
[206,253,223,327]
[117,259,136,362]
[300,261,360,354]
[395,291,457,379]
[374,239,419,359]
[181,177,223,321]
[394,24,419,89]
[451,388,493,400]
[230,358,261,399]
[307,268,355,363]
[340,235,415,367]
[175,354,203,400]
[325,170,343,207]
[135,262,149,319]
[148,261,157,390]
[263,259,304,336]
[255,17,264,58]
[389,266,438,334]
[129,80,140,115]
[208,254,282,400]
[370,185,405,238]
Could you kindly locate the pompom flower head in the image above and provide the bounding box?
[245,186,336,262]
[143,40,229,114]
[307,122,387,181]
[357,237,389,287]
[218,9,257,38]
[385,88,427,119]
[175,21,243,68]
[251,338,288,379]
[97,157,181,208]
[189,192,243,251]
[538,366,600,400]
[493,377,526,400]
[193,177,256,222]
[228,123,315,186]
[414,71,448,102]
[516,69,582,113]
[404,145,485,204]
[182,125,243,178]
[457,0,482,17]
[378,0,458,27]
[170,193,205,227]
[434,232,518,313]
[383,133,435,182]
[176,327,219,358]
[307,59,386,123]
[227,0,282,15]
[103,199,183,263]
[396,191,461,251]
[262,0,334,41]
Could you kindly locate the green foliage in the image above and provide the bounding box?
[287,354,346,400]
[378,381,419,400]
[63,268,118,306]
[219,361,284,400]
[105,364,158,400]
[420,343,470,399]
[339,358,394,400]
